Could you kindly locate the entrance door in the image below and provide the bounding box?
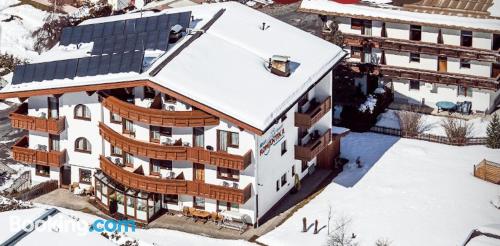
[438,56,447,72]
[60,166,71,187]
[193,163,204,182]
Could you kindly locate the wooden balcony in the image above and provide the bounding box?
[12,136,66,167]
[379,65,499,91]
[99,122,252,170]
[10,103,65,134]
[342,33,499,63]
[295,128,332,162]
[101,94,219,127]
[100,156,252,204]
[295,97,332,129]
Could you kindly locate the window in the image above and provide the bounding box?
[281,173,287,186]
[409,80,420,90]
[150,126,172,143]
[110,112,122,124]
[458,85,472,97]
[75,137,91,153]
[35,165,50,177]
[460,59,471,69]
[217,201,239,212]
[276,180,280,191]
[292,165,296,177]
[430,84,438,94]
[150,159,172,175]
[409,53,420,63]
[437,29,443,44]
[217,167,240,181]
[301,161,308,173]
[48,97,59,119]
[351,18,362,30]
[350,46,362,59]
[79,169,92,184]
[164,194,178,205]
[193,196,205,209]
[144,86,156,99]
[193,127,204,147]
[124,152,134,167]
[381,22,387,37]
[49,134,60,151]
[461,31,473,47]
[164,94,177,103]
[74,104,91,120]
[409,25,421,41]
[111,145,122,157]
[217,130,239,151]
[123,119,135,136]
[281,140,287,155]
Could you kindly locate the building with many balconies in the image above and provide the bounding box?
[0,3,346,225]
[300,0,500,113]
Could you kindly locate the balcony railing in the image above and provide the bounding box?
[10,103,65,134]
[12,136,66,167]
[100,156,252,204]
[99,122,252,170]
[295,97,332,129]
[101,94,219,127]
[342,33,499,63]
[295,128,332,162]
[378,65,499,91]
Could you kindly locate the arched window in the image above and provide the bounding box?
[74,104,91,120]
[75,137,91,153]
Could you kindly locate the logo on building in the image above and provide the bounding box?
[89,219,136,233]
[259,125,285,156]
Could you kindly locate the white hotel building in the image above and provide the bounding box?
[0,3,346,225]
[300,0,500,113]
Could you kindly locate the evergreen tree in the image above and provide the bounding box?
[486,114,500,149]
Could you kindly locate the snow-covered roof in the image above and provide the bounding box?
[0,2,345,133]
[300,0,500,33]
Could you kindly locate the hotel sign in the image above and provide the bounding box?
[259,124,285,156]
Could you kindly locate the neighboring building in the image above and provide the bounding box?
[0,3,346,225]
[300,0,500,113]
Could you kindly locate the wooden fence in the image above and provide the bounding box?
[474,159,500,184]
[369,125,487,146]
[10,180,58,201]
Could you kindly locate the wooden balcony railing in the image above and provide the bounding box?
[295,97,332,129]
[99,122,252,170]
[342,33,499,63]
[295,128,332,162]
[12,136,66,167]
[378,65,499,91]
[100,156,252,204]
[101,94,219,127]
[10,103,65,134]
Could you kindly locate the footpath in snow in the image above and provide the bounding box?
[259,132,500,246]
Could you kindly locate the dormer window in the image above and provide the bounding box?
[269,55,291,77]
[169,24,184,44]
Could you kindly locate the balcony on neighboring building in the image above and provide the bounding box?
[10,103,66,134]
[12,136,66,167]
[99,156,252,204]
[99,122,252,170]
[100,94,220,127]
[295,97,332,129]
[295,128,332,162]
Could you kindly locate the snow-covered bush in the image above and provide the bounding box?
[441,118,473,144]
[375,238,392,246]
[358,95,377,114]
[397,111,432,137]
[0,53,26,76]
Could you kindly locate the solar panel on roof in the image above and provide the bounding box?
[168,13,180,27]
[92,38,104,55]
[135,18,147,33]
[23,64,35,83]
[54,60,67,80]
[45,61,57,80]
[131,51,144,73]
[179,12,191,28]
[92,23,105,39]
[125,19,136,34]
[87,56,100,76]
[157,15,168,30]
[113,20,125,35]
[65,59,78,79]
[124,34,137,53]
[70,26,83,44]
[136,33,147,51]
[76,57,90,77]
[109,53,122,73]
[146,16,158,32]
[114,35,126,54]
[103,22,114,37]
[145,31,158,50]
[120,52,133,72]
[102,36,115,54]
[11,65,26,85]
[81,25,94,43]
[157,31,168,51]
[60,28,72,46]
[98,54,111,74]
[33,63,46,82]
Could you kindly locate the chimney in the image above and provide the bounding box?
[269,55,291,77]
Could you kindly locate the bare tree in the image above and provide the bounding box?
[375,238,392,246]
[441,118,473,145]
[397,111,432,137]
[326,217,358,246]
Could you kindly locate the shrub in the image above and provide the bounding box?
[486,114,500,149]
[397,111,432,137]
[326,217,358,246]
[0,53,26,76]
[441,118,473,145]
[375,238,392,246]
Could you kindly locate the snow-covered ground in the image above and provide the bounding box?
[0,202,258,245]
[376,110,490,137]
[259,132,500,246]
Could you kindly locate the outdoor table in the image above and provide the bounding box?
[191,210,211,223]
[436,101,456,113]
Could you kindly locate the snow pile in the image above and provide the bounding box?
[358,94,377,113]
[259,132,500,246]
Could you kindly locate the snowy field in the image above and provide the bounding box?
[259,132,500,246]
[376,110,490,137]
